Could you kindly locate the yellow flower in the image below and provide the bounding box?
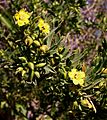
[14,9,31,26]
[38,18,50,34]
[42,23,50,34]
[68,68,85,86]
[38,18,44,30]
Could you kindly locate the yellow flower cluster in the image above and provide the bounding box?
[38,18,50,34]
[68,68,85,86]
[14,9,31,26]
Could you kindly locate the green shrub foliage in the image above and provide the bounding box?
[0,0,107,119]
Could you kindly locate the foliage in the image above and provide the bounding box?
[0,0,107,120]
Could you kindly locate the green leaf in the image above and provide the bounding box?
[19,57,27,63]
[16,103,27,117]
[30,70,34,81]
[15,67,23,74]
[28,62,34,70]
[0,13,14,31]
[35,63,46,67]
[1,101,8,108]
[44,65,56,73]
[35,71,40,78]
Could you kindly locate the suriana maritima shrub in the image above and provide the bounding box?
[0,0,107,120]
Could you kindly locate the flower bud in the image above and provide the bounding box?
[40,45,48,53]
[81,99,92,108]
[25,36,33,46]
[73,101,78,107]
[33,40,40,47]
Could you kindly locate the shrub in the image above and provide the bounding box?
[0,0,107,119]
